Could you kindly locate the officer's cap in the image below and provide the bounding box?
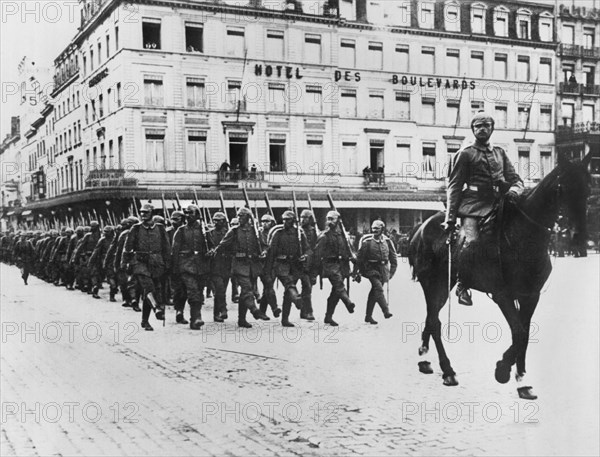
[184,205,200,215]
[230,217,239,226]
[470,111,495,128]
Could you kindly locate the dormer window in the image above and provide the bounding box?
[419,1,435,30]
[516,9,532,40]
[493,6,509,37]
[539,12,554,42]
[444,1,460,32]
[471,3,487,34]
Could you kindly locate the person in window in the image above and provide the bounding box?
[568,74,578,85]
[444,112,524,306]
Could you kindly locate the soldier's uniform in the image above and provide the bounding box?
[207,212,232,322]
[40,231,58,281]
[66,227,85,290]
[299,210,318,320]
[89,226,115,298]
[214,208,269,328]
[114,217,139,309]
[166,212,185,320]
[51,228,73,287]
[171,206,213,329]
[72,222,101,293]
[103,225,122,302]
[266,211,310,327]
[313,212,356,326]
[14,233,35,285]
[122,205,169,330]
[357,222,397,324]
[257,215,280,318]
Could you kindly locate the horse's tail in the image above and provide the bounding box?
[408,223,425,281]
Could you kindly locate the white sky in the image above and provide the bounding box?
[0,0,79,139]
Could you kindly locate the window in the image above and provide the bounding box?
[470,51,484,78]
[107,88,111,114]
[495,104,507,128]
[583,104,596,123]
[369,92,384,118]
[446,99,460,125]
[421,47,435,74]
[269,134,286,172]
[340,39,355,67]
[539,58,552,84]
[226,80,242,111]
[106,34,110,58]
[117,136,123,169]
[82,54,87,76]
[266,30,284,60]
[518,148,530,179]
[98,42,102,65]
[186,23,203,52]
[115,26,119,50]
[267,83,286,112]
[394,92,410,120]
[445,1,460,32]
[562,63,575,83]
[77,121,81,143]
[90,48,94,71]
[584,28,595,49]
[187,130,207,171]
[91,100,97,121]
[394,45,409,72]
[540,105,552,130]
[85,104,89,124]
[517,9,531,39]
[494,53,507,79]
[304,34,322,64]
[340,89,357,117]
[143,19,161,49]
[419,2,435,29]
[69,130,72,149]
[144,76,164,106]
[186,77,206,108]
[517,55,530,81]
[145,129,165,170]
[517,105,529,129]
[368,1,384,24]
[108,140,114,168]
[422,143,436,175]
[471,100,484,117]
[471,3,486,34]
[562,103,574,126]
[540,149,552,178]
[584,66,595,86]
[368,42,383,70]
[421,97,435,124]
[539,14,553,42]
[306,85,322,115]
[562,24,575,45]
[305,136,323,172]
[116,82,122,107]
[226,27,245,57]
[493,7,509,37]
[445,49,460,76]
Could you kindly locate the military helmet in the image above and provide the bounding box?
[140,203,154,213]
[212,211,226,221]
[127,216,140,224]
[326,210,341,219]
[90,221,100,229]
[236,207,252,217]
[152,215,165,224]
[261,214,275,223]
[282,210,295,221]
[371,220,385,229]
[103,225,115,234]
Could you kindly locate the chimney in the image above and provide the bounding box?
[356,0,367,22]
[11,117,20,137]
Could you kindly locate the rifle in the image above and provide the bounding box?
[307,192,320,236]
[193,188,208,233]
[175,193,183,211]
[192,188,199,206]
[132,198,140,218]
[242,186,260,241]
[326,191,357,291]
[219,191,230,226]
[264,192,275,219]
[161,193,169,225]
[292,190,303,256]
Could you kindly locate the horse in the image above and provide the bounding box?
[408,152,592,399]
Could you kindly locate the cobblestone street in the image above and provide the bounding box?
[1,256,599,456]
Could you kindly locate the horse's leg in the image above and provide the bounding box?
[514,293,540,400]
[420,276,457,385]
[492,291,528,384]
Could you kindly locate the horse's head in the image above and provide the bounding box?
[556,152,592,237]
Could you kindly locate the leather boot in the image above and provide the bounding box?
[456,282,473,306]
[147,292,165,320]
[238,303,252,328]
[109,290,117,302]
[365,297,377,324]
[281,300,294,327]
[92,287,100,299]
[324,296,338,326]
[141,321,153,331]
[340,290,355,314]
[249,303,270,321]
[189,305,204,330]
[300,295,315,320]
[176,310,189,324]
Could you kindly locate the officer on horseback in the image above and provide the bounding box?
[445,112,524,306]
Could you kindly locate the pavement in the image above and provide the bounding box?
[1,254,599,456]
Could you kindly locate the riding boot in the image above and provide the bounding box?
[248,302,270,321]
[189,303,204,330]
[92,286,100,299]
[300,293,315,320]
[339,289,355,314]
[455,281,473,306]
[141,300,152,330]
[324,296,338,326]
[365,295,377,324]
[238,303,252,328]
[281,299,294,327]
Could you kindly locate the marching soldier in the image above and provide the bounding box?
[313,211,356,327]
[356,220,396,324]
[89,226,115,299]
[207,212,231,322]
[266,211,309,327]
[166,211,185,316]
[72,221,101,293]
[122,204,169,331]
[258,214,280,318]
[14,232,35,285]
[213,207,270,328]
[114,217,139,310]
[65,226,85,290]
[104,224,122,302]
[299,209,318,320]
[171,205,212,329]
[50,227,73,287]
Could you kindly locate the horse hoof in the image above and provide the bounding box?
[517,386,538,400]
[443,374,459,386]
[418,361,433,374]
[418,346,428,356]
[495,361,511,384]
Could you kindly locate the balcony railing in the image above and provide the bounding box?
[363,172,386,188]
[559,82,582,94]
[582,84,600,96]
[556,122,600,141]
[558,43,600,59]
[217,169,265,185]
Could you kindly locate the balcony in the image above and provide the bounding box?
[558,43,600,59]
[217,170,266,187]
[363,172,386,189]
[556,122,600,142]
[582,84,600,96]
[559,82,582,95]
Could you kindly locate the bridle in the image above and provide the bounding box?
[513,174,563,235]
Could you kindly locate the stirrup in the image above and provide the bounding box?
[456,286,473,306]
